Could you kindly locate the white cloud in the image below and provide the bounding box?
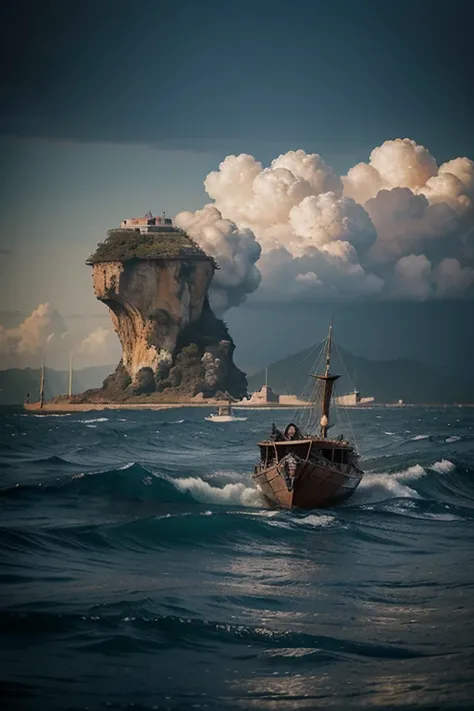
[0,303,67,360]
[0,305,120,369]
[176,139,474,307]
[174,205,261,314]
[433,258,474,297]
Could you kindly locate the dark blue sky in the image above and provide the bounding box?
[2,0,473,158]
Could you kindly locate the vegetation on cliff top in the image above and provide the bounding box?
[86,229,216,265]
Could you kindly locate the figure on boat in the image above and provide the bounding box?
[284,423,303,441]
[270,422,303,441]
[252,323,364,510]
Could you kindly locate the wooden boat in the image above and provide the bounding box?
[205,404,247,423]
[252,324,363,509]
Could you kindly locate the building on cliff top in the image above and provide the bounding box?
[86,212,218,267]
[120,211,173,233]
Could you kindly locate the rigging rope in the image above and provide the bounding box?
[290,334,359,451]
[332,341,358,450]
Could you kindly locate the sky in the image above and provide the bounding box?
[1,0,473,378]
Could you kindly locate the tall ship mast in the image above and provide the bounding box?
[39,357,45,409]
[311,323,340,438]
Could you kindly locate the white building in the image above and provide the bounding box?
[335,390,375,407]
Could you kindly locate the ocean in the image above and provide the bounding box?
[1,405,473,711]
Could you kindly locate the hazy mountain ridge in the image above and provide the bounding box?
[0,366,114,405]
[2,346,473,405]
[248,345,473,404]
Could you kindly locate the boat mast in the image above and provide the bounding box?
[39,355,45,409]
[68,350,73,398]
[311,322,339,438]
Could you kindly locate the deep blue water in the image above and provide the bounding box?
[1,405,474,711]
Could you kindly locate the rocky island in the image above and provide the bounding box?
[51,213,248,407]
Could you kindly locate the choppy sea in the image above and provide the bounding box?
[1,405,474,711]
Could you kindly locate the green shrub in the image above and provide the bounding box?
[86,229,216,265]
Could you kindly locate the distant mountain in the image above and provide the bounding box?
[248,345,474,405]
[0,365,115,405]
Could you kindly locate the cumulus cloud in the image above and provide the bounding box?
[0,303,67,360]
[177,150,383,305]
[175,140,474,307]
[174,205,261,314]
[0,305,120,369]
[433,258,474,297]
[76,327,117,356]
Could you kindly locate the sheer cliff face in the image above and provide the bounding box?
[92,259,214,381]
[84,226,247,401]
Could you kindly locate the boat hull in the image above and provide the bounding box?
[252,457,362,509]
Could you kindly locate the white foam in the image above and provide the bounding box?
[204,470,249,484]
[79,417,109,424]
[266,520,293,529]
[174,476,265,507]
[32,413,71,418]
[412,434,430,441]
[384,431,395,436]
[431,459,455,474]
[294,514,336,528]
[356,472,421,502]
[445,436,461,443]
[354,458,456,505]
[355,464,427,503]
[118,462,136,471]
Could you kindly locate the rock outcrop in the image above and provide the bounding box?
[76,225,247,402]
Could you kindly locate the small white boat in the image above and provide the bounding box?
[205,404,247,423]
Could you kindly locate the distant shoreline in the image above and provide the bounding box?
[21,401,473,413]
[22,401,310,413]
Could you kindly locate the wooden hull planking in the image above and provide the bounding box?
[252,457,362,510]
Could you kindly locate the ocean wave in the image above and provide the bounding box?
[292,513,336,528]
[430,459,456,474]
[0,609,429,660]
[353,465,426,503]
[349,459,471,508]
[0,506,324,554]
[173,475,266,507]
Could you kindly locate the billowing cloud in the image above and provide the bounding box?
[175,139,474,307]
[174,205,261,314]
[76,327,117,356]
[0,303,67,359]
[433,258,474,297]
[0,305,120,369]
